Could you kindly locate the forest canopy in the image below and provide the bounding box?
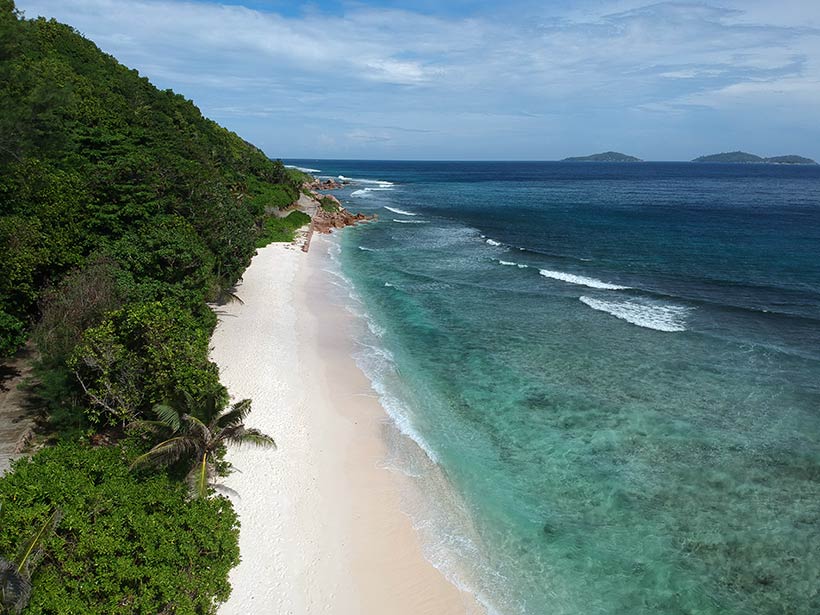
[0,1,302,359]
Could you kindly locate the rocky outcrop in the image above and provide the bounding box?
[303,178,343,191]
[312,208,375,234]
[296,192,375,253]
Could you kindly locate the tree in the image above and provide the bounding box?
[131,397,275,498]
[69,301,226,426]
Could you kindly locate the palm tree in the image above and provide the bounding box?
[130,397,275,498]
[0,508,60,614]
[0,559,30,615]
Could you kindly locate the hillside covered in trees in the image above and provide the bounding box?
[561,151,642,162]
[0,2,299,611]
[692,151,817,164]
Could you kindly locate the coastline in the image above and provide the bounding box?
[211,238,481,614]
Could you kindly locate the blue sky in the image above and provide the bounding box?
[15,0,820,160]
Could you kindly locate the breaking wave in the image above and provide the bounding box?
[580,296,691,332]
[497,259,529,269]
[384,206,417,216]
[539,269,629,290]
[339,175,394,188]
[351,187,394,197]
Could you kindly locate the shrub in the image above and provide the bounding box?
[319,196,339,212]
[256,210,311,247]
[245,175,298,214]
[0,444,240,614]
[33,255,127,364]
[0,308,27,357]
[69,301,226,426]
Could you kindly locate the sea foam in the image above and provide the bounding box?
[384,206,417,216]
[485,238,502,246]
[497,260,528,269]
[351,187,394,197]
[580,296,690,332]
[285,164,321,173]
[339,174,394,187]
[393,219,429,224]
[539,269,629,290]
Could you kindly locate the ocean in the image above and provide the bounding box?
[287,160,820,614]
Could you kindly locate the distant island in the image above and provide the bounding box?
[693,151,817,165]
[562,151,642,162]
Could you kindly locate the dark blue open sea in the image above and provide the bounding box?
[288,160,820,614]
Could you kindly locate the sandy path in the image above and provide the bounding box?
[0,345,36,475]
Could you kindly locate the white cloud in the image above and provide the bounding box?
[14,0,820,159]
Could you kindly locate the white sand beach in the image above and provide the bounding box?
[211,238,481,614]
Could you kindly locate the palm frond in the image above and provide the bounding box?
[190,393,220,424]
[180,390,197,415]
[14,509,61,576]
[151,404,182,432]
[129,436,195,470]
[225,428,276,450]
[215,399,253,429]
[181,414,211,446]
[185,452,213,500]
[218,288,244,305]
[0,558,32,615]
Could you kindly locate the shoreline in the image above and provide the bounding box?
[211,238,481,614]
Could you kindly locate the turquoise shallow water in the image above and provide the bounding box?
[294,160,820,614]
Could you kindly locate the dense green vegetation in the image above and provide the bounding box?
[561,151,642,162]
[692,151,765,163]
[765,155,817,164]
[0,2,290,611]
[0,2,303,360]
[0,445,239,614]
[319,195,340,212]
[256,210,311,247]
[692,151,817,164]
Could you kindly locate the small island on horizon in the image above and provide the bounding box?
[692,151,817,165]
[561,151,642,162]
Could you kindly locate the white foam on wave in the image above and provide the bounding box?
[393,219,429,224]
[358,245,375,252]
[496,260,528,269]
[317,233,507,615]
[580,296,691,332]
[351,187,394,197]
[339,174,394,188]
[485,238,502,247]
[349,326,440,464]
[285,164,321,173]
[539,269,629,290]
[318,234,439,463]
[384,206,417,216]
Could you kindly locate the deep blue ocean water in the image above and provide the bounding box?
[288,160,820,614]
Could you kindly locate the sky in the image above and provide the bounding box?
[14,0,820,161]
